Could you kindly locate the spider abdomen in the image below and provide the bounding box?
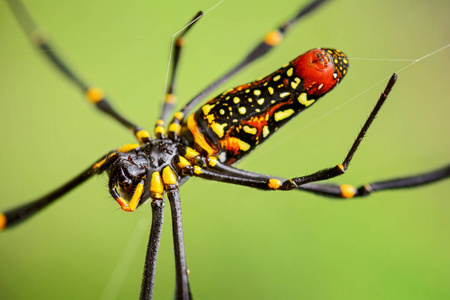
[184,48,348,164]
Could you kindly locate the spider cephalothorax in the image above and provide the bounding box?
[104,139,185,211]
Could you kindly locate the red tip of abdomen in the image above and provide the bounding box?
[293,48,349,97]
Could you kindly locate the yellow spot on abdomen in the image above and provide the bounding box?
[211,122,227,138]
[243,125,257,135]
[286,68,293,77]
[238,107,247,114]
[202,104,215,115]
[262,126,270,138]
[274,109,295,122]
[298,93,315,107]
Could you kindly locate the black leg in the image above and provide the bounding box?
[167,186,191,300]
[140,198,165,300]
[155,11,203,140]
[0,153,116,230]
[6,0,151,144]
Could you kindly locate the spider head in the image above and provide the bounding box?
[107,152,150,212]
[293,48,349,97]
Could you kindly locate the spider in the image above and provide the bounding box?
[0,0,450,300]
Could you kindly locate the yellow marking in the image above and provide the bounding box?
[257,98,265,105]
[318,83,324,90]
[280,92,290,98]
[337,164,344,172]
[165,93,177,104]
[243,125,257,135]
[248,98,253,103]
[219,109,225,115]
[85,87,104,104]
[236,138,250,151]
[206,114,215,123]
[233,97,240,104]
[327,49,333,54]
[150,172,164,195]
[253,90,261,96]
[273,75,281,82]
[177,156,191,169]
[238,107,246,114]
[274,109,295,122]
[207,156,218,167]
[211,122,227,138]
[340,184,356,198]
[174,112,184,121]
[201,103,215,115]
[264,30,283,46]
[291,77,301,89]
[93,158,106,170]
[268,179,281,190]
[128,182,144,212]
[118,144,139,153]
[155,126,166,136]
[155,119,164,126]
[193,166,203,175]
[0,213,6,230]
[262,126,270,138]
[334,59,338,64]
[268,87,274,95]
[136,130,151,143]
[364,184,373,193]
[168,123,181,134]
[298,93,315,107]
[184,147,200,161]
[286,68,293,77]
[343,69,347,75]
[176,37,185,46]
[187,115,217,155]
[343,58,348,64]
[162,166,178,186]
[245,89,250,93]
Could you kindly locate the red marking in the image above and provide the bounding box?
[293,49,342,97]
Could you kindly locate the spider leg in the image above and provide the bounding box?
[0,153,118,230]
[167,186,191,300]
[155,12,203,140]
[203,158,450,198]
[169,0,329,126]
[6,0,151,144]
[140,197,165,300]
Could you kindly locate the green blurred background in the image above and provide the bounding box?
[0,0,449,299]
